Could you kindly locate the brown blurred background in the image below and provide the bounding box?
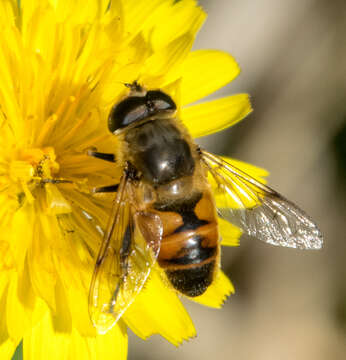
[128,1,346,359]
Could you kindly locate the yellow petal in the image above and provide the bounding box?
[31,210,96,336]
[23,313,127,360]
[0,272,10,344]
[207,156,269,209]
[221,156,269,182]
[124,269,196,346]
[17,258,35,310]
[6,271,47,342]
[6,272,32,341]
[122,0,171,42]
[51,0,105,23]
[54,261,95,337]
[143,0,206,50]
[141,33,194,87]
[24,314,69,360]
[51,278,72,333]
[0,0,18,28]
[219,217,242,247]
[182,94,252,138]
[27,222,57,311]
[45,184,72,215]
[8,204,34,271]
[0,338,16,360]
[181,50,240,105]
[191,270,234,308]
[84,322,127,360]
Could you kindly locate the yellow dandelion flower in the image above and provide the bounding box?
[0,0,263,359]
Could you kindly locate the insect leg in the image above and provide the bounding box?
[87,150,116,163]
[119,223,133,274]
[40,178,73,184]
[92,184,119,193]
[109,221,133,312]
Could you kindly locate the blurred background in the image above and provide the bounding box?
[127,0,346,359]
[12,1,346,359]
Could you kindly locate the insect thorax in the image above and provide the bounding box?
[124,119,195,186]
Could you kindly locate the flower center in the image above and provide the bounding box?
[9,147,61,203]
[12,147,59,180]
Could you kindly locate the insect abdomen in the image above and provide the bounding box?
[160,226,218,297]
[154,191,219,297]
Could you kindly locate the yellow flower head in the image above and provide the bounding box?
[0,0,264,358]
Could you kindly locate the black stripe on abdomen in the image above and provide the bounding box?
[164,234,217,265]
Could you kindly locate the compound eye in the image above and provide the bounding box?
[146,90,176,113]
[108,97,148,134]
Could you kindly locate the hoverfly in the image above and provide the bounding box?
[88,82,323,333]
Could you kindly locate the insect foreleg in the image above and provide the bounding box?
[87,150,116,163]
[92,184,119,193]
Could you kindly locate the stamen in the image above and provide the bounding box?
[21,181,35,203]
[9,160,35,182]
[36,114,59,146]
[59,113,89,146]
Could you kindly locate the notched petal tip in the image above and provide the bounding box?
[191,271,234,309]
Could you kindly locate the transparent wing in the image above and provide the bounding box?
[201,150,323,249]
[88,174,162,334]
